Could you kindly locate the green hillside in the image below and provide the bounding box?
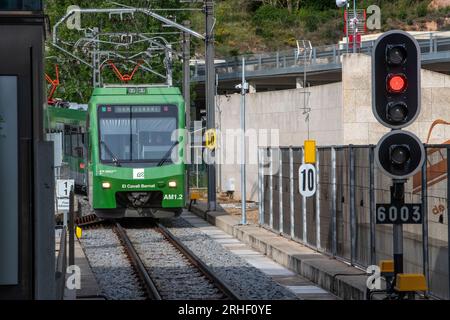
[198,0,450,57]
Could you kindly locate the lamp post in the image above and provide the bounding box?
[336,0,357,53]
[352,0,357,53]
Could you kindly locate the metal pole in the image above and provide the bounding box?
[68,187,75,267]
[279,148,283,233]
[183,21,191,207]
[350,145,356,265]
[429,33,433,54]
[353,0,357,54]
[166,43,173,86]
[369,146,376,265]
[240,56,247,225]
[205,0,217,211]
[315,148,321,249]
[393,223,404,273]
[422,152,430,288]
[290,147,295,238]
[258,148,263,225]
[92,30,100,87]
[302,147,307,243]
[331,147,337,257]
[346,4,349,53]
[392,181,405,280]
[270,148,274,229]
[447,146,450,297]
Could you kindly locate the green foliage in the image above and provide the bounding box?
[416,2,428,17]
[44,0,188,103]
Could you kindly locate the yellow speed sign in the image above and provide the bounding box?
[205,129,217,150]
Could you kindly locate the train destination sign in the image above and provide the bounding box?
[376,203,422,224]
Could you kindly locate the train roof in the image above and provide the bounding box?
[44,105,86,129]
[92,86,182,96]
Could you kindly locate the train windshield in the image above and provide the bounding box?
[98,105,178,165]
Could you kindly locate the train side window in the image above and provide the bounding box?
[74,146,83,158]
[64,132,71,156]
[71,134,78,157]
[77,133,84,157]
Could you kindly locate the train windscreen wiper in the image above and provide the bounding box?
[157,140,180,167]
[100,140,122,167]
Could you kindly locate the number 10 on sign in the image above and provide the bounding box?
[299,164,316,197]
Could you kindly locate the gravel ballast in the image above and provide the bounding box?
[126,228,224,299]
[79,228,145,300]
[161,217,298,300]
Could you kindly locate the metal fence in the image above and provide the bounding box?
[258,145,449,299]
[193,32,450,79]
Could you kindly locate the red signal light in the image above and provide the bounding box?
[79,162,85,169]
[387,74,407,93]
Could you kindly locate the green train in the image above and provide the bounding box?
[46,86,186,218]
[45,103,87,192]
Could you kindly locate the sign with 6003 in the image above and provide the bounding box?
[376,203,422,224]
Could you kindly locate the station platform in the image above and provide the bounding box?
[55,228,104,300]
[189,202,371,300]
[73,238,104,300]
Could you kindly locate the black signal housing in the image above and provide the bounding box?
[372,30,420,129]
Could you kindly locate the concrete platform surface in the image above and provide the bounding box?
[189,203,371,300]
[74,238,104,299]
[56,228,104,300]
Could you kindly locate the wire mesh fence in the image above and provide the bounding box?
[258,144,449,299]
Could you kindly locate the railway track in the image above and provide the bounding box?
[114,223,162,300]
[114,222,241,300]
[75,214,104,228]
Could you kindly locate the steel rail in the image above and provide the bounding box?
[114,223,162,300]
[156,223,241,300]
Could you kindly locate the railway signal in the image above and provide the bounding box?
[372,30,420,129]
[371,30,428,298]
[373,30,425,181]
[375,130,425,180]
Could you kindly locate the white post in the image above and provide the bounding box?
[353,0,357,53]
[315,148,321,249]
[302,147,307,243]
[240,57,247,225]
[289,147,294,238]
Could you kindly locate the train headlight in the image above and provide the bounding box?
[102,182,111,189]
[168,181,177,188]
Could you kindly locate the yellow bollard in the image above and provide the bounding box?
[76,226,82,239]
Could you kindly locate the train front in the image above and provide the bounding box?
[89,87,185,218]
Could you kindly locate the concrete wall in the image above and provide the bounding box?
[216,82,343,201]
[216,53,450,201]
